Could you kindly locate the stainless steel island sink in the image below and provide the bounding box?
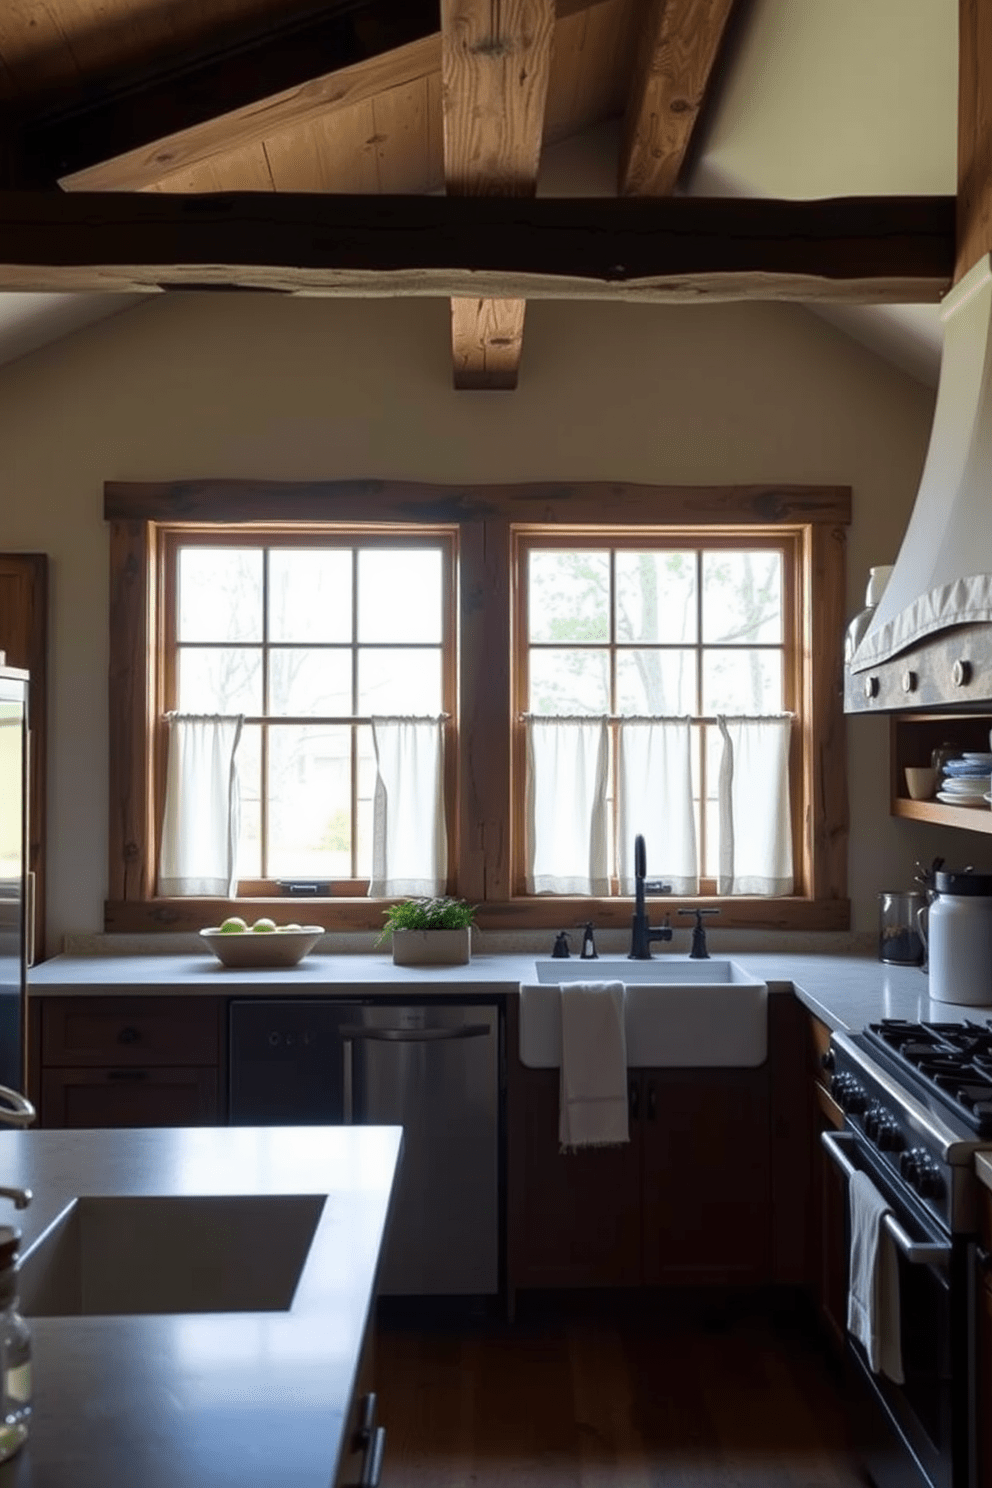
[19,1193,325,1316]
[520,956,768,1069]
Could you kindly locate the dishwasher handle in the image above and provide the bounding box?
[338,1023,492,1043]
[340,1021,493,1120]
[821,1129,951,1267]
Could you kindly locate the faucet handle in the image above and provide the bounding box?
[678,907,719,960]
[0,1087,35,1129]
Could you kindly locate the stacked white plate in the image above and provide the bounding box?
[937,768,992,806]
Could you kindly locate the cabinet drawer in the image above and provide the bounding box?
[40,1065,220,1128]
[40,996,221,1066]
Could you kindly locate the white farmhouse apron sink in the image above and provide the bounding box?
[520,957,768,1069]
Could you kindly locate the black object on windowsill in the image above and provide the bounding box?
[552,931,571,958]
[579,922,598,959]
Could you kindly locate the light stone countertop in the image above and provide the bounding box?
[27,946,992,1033]
[0,1124,402,1488]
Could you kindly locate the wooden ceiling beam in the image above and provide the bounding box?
[0,191,952,300]
[13,0,609,195]
[442,0,556,391]
[13,0,443,191]
[957,0,992,281]
[619,0,739,196]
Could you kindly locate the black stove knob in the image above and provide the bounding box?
[916,1165,943,1199]
[877,1124,905,1153]
[846,1084,868,1115]
[900,1148,922,1181]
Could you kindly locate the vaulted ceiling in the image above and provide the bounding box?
[0,0,960,386]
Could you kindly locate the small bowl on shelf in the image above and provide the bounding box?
[199,924,324,969]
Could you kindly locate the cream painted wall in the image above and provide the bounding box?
[0,291,959,951]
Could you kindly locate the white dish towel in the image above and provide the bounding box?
[847,1168,905,1384]
[558,980,629,1152]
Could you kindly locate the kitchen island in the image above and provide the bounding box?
[0,1123,402,1487]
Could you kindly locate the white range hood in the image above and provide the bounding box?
[850,253,992,674]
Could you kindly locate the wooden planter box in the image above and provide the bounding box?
[391,927,471,966]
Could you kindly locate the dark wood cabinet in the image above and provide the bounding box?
[977,1185,992,1488]
[640,1067,770,1285]
[507,1041,772,1291]
[506,1060,643,1288]
[30,995,224,1128]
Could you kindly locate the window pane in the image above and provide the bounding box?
[528,649,609,714]
[178,549,262,643]
[269,550,352,643]
[358,551,442,643]
[616,551,697,643]
[702,551,782,644]
[358,650,442,714]
[177,647,262,714]
[702,650,782,713]
[269,649,352,717]
[528,551,609,643]
[267,725,353,878]
[234,724,262,880]
[616,650,696,714]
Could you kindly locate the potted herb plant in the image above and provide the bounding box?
[377,896,476,966]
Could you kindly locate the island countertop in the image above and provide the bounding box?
[0,1124,402,1488]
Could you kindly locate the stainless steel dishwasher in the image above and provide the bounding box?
[228,999,500,1296]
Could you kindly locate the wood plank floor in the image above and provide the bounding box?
[374,1292,870,1488]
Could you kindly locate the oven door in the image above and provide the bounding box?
[822,1129,969,1488]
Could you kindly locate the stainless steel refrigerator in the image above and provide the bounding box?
[0,666,28,1093]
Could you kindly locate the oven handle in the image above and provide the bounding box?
[821,1130,952,1267]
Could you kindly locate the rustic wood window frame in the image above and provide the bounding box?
[513,529,800,895]
[105,480,850,934]
[158,525,459,894]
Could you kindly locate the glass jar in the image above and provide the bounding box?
[878,890,926,966]
[0,1227,30,1462]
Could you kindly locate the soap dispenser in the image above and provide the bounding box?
[0,1224,30,1462]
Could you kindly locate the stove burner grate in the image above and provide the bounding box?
[864,1018,992,1136]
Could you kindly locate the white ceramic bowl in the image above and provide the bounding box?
[199,925,323,968]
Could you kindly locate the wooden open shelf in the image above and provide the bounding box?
[892,796,992,833]
[891,712,992,833]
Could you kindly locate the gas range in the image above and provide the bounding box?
[829,1018,992,1235]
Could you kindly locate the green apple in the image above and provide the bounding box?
[252,917,277,933]
[218,916,248,934]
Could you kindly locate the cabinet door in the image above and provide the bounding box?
[640,1067,772,1286]
[507,1064,642,1288]
[41,1066,219,1127]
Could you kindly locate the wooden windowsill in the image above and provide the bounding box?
[105,894,850,935]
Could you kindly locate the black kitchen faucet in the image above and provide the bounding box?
[629,834,673,959]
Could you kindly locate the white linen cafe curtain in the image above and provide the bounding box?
[717,714,793,896]
[617,718,698,895]
[525,717,609,895]
[369,716,447,897]
[158,714,243,896]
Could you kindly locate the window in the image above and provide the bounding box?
[161,531,455,891]
[514,534,796,891]
[106,480,849,933]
